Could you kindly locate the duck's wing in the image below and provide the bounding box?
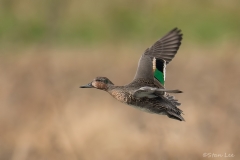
[133,28,183,84]
[133,86,182,98]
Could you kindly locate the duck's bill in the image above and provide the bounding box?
[80,83,93,88]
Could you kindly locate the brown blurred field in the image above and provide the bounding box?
[1,0,240,160]
[1,43,240,160]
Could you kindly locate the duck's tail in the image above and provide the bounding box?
[167,111,185,121]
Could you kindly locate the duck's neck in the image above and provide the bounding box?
[105,84,116,92]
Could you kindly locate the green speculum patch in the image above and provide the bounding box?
[154,69,164,85]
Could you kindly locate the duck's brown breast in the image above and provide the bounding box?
[108,89,132,103]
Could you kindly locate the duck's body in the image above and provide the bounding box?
[81,28,184,121]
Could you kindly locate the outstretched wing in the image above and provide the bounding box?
[133,28,183,83]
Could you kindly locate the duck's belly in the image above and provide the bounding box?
[126,103,166,115]
[109,90,166,115]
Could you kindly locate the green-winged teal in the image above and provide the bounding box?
[80,28,184,121]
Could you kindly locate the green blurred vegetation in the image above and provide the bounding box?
[0,0,240,46]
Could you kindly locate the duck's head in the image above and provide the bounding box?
[80,77,114,90]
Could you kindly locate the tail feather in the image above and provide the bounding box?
[167,112,185,121]
[166,94,181,106]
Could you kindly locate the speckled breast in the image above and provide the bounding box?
[109,90,131,103]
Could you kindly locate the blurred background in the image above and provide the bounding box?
[1,0,240,159]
